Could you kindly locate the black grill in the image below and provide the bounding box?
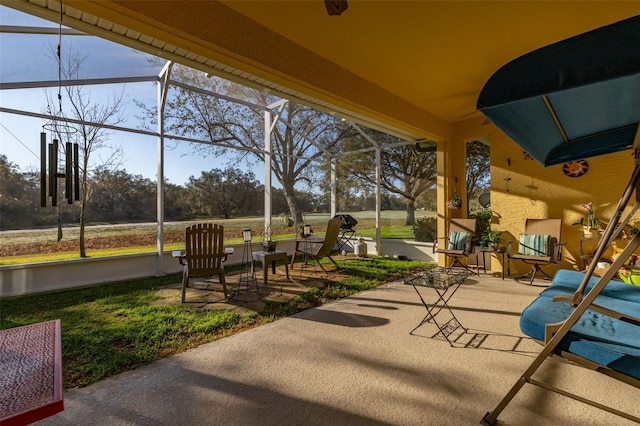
[334,214,357,230]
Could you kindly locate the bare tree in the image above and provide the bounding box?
[262,99,356,223]
[465,140,491,212]
[184,167,260,219]
[339,131,437,225]
[0,156,43,229]
[45,46,126,257]
[138,64,357,223]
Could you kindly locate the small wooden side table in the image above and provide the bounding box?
[252,250,290,290]
[579,233,601,270]
[477,246,507,279]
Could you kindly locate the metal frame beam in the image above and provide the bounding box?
[1,52,430,270]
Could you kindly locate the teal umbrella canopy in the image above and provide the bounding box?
[477,15,640,167]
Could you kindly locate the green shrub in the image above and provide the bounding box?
[413,216,437,242]
[470,209,492,242]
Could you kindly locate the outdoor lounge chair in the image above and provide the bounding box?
[478,16,640,425]
[507,218,565,285]
[176,223,234,302]
[434,218,476,274]
[291,217,341,272]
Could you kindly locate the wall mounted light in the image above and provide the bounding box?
[324,0,348,16]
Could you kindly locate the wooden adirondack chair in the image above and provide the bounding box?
[176,223,233,302]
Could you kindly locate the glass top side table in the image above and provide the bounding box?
[404,267,470,345]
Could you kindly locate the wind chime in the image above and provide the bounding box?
[447,177,462,209]
[40,128,79,207]
[40,1,80,239]
[504,158,512,194]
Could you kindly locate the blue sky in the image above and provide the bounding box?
[0,5,263,186]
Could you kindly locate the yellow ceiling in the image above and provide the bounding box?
[220,0,639,123]
[9,0,640,141]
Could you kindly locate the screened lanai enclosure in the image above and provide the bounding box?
[2,5,487,293]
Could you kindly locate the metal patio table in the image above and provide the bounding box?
[404,267,470,346]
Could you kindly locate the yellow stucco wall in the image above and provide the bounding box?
[451,117,639,278]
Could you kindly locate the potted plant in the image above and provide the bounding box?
[481,230,502,251]
[263,240,277,252]
[279,212,294,227]
[573,202,601,235]
[611,221,640,263]
[261,226,277,252]
[471,209,492,247]
[626,221,640,238]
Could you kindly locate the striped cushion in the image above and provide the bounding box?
[518,234,551,256]
[448,231,470,250]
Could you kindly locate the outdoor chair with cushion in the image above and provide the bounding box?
[507,218,565,285]
[175,223,234,302]
[434,218,477,274]
[291,217,342,272]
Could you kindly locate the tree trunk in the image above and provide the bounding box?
[282,182,301,225]
[79,203,86,257]
[405,200,416,226]
[79,170,88,258]
[56,201,63,241]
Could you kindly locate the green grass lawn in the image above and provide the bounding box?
[359,225,415,239]
[0,243,187,265]
[0,222,419,265]
[1,256,432,389]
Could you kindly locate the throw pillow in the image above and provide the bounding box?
[517,234,551,256]
[448,231,470,251]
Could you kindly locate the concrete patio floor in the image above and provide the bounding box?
[36,262,639,425]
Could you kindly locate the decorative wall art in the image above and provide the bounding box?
[562,160,589,177]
